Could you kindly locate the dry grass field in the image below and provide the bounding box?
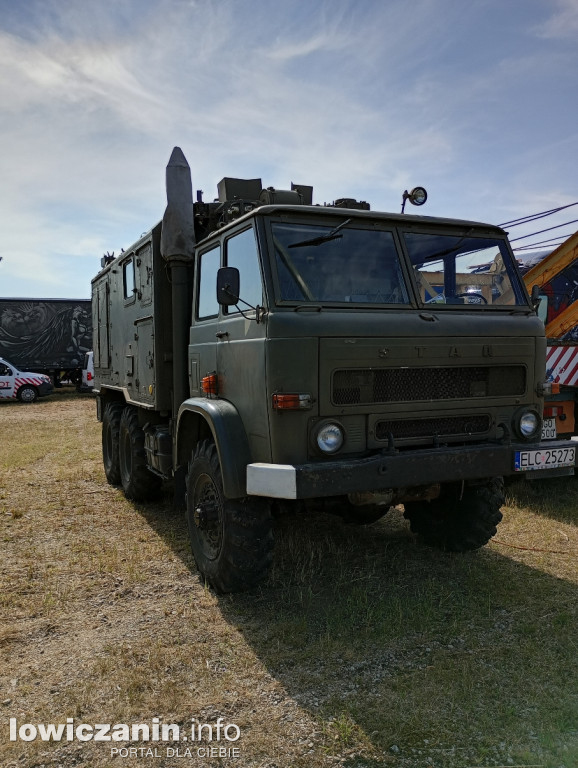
[1,393,577,768]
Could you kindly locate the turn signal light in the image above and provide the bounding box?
[202,373,218,395]
[272,393,312,410]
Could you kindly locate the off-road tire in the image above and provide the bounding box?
[403,477,504,552]
[118,406,162,501]
[17,385,38,403]
[186,439,274,593]
[102,402,124,485]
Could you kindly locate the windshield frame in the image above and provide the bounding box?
[261,212,531,312]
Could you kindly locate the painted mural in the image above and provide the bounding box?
[0,300,92,370]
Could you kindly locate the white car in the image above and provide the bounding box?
[79,350,94,393]
[0,357,54,403]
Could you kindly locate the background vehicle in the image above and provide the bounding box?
[0,356,53,402]
[520,230,578,440]
[79,350,94,393]
[0,298,92,388]
[92,148,576,592]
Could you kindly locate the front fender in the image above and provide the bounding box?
[176,398,251,499]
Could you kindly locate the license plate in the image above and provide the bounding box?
[515,446,575,471]
[541,418,557,440]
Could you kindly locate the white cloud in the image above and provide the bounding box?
[0,0,576,296]
[534,0,578,39]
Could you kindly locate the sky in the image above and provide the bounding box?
[0,0,577,299]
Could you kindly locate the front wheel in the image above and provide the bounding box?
[186,440,274,593]
[18,385,38,403]
[403,478,504,552]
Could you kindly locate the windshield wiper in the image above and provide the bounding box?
[288,218,352,249]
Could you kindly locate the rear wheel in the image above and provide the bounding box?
[102,402,124,485]
[403,478,504,552]
[186,439,274,593]
[17,385,38,403]
[118,406,162,501]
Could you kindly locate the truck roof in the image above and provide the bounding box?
[92,204,508,281]
[0,297,90,302]
[198,204,507,243]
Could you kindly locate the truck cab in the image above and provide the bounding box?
[0,357,53,403]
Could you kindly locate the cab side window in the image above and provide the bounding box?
[225,228,263,312]
[197,245,221,319]
[0,364,12,376]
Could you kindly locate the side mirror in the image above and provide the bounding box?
[217,267,240,306]
[530,284,542,313]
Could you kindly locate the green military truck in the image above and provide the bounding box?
[92,147,576,592]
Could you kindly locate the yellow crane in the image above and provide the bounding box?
[522,229,578,438]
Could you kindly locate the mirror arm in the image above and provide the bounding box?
[223,289,267,324]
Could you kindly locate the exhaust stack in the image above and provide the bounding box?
[160,147,196,418]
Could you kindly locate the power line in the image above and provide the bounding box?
[513,243,566,252]
[514,245,564,253]
[512,236,570,252]
[508,218,578,243]
[499,201,578,228]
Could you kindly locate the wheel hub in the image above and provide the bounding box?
[194,501,220,529]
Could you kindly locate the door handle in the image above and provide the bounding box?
[215,331,229,339]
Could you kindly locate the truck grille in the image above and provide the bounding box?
[332,365,526,405]
[375,414,491,441]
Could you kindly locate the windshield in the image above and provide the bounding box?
[271,222,410,304]
[403,232,527,308]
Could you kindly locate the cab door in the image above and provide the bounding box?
[217,227,269,460]
[189,243,220,397]
[0,361,15,399]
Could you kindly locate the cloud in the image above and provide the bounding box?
[0,0,576,297]
[534,0,578,39]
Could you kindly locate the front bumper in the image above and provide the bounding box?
[38,382,54,397]
[246,440,576,499]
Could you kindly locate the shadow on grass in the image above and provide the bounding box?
[136,500,578,768]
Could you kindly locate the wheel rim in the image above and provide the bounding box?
[19,387,36,403]
[192,472,223,561]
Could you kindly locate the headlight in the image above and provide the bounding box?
[518,410,540,439]
[316,423,344,454]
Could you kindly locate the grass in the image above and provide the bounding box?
[1,394,577,767]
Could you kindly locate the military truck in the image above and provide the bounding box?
[91,147,576,592]
[0,298,92,387]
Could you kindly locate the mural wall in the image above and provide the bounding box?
[0,299,92,370]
